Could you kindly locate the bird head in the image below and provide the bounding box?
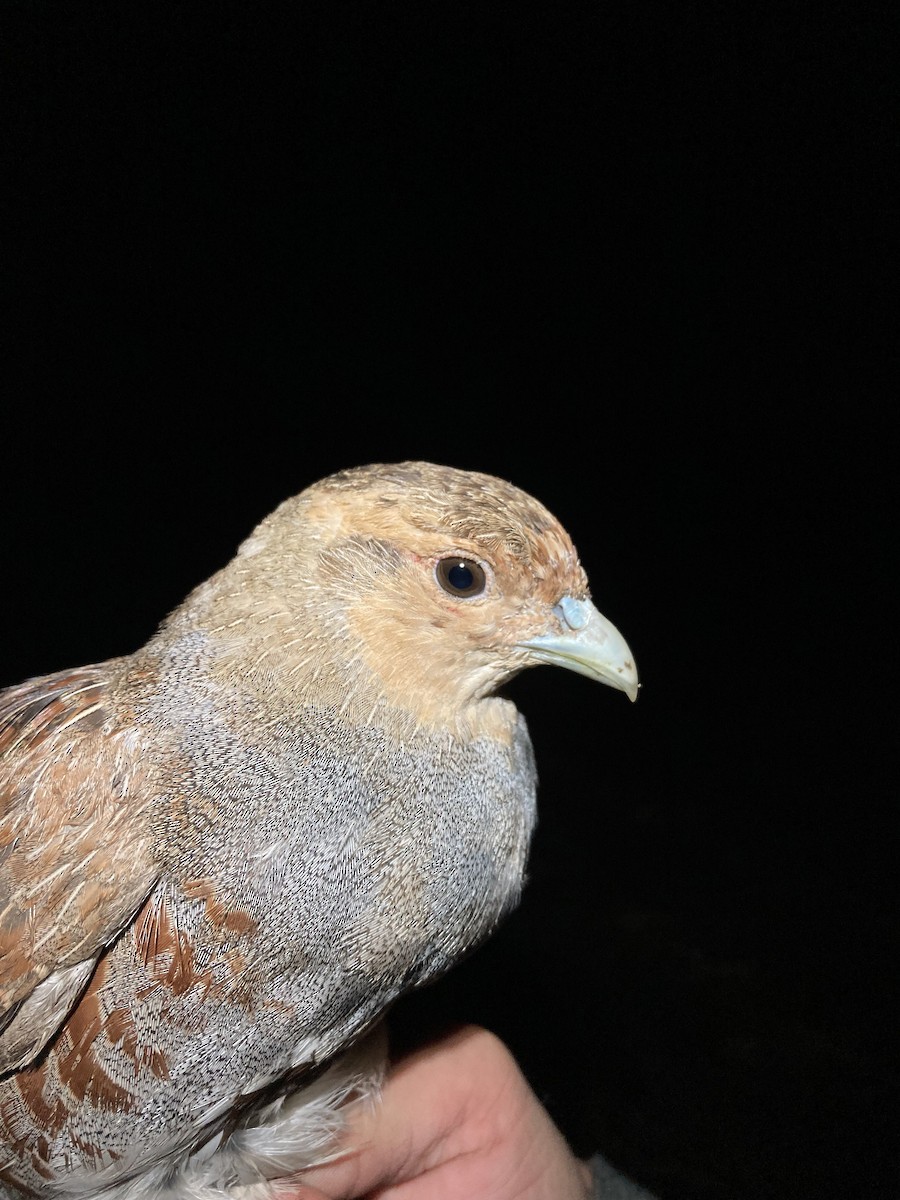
[196,462,638,734]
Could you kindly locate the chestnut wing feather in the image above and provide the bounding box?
[0,665,159,1072]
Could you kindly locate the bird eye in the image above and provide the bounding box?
[436,557,487,598]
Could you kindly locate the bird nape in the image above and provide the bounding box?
[0,462,637,1199]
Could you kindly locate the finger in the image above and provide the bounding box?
[291,1026,511,1198]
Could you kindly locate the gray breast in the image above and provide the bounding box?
[168,696,539,1001]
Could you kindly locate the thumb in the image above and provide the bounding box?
[283,1026,503,1199]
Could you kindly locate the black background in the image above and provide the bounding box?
[2,3,896,1197]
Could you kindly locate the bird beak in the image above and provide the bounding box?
[518,596,639,702]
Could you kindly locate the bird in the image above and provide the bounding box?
[0,461,638,1199]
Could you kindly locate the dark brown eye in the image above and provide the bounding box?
[436,558,487,598]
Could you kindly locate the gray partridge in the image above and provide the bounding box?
[0,462,638,1198]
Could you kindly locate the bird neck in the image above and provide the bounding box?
[144,589,519,748]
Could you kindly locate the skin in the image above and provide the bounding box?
[281,1027,592,1200]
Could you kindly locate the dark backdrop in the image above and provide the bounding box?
[2,4,895,1198]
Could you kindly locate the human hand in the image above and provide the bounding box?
[280,1025,592,1199]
